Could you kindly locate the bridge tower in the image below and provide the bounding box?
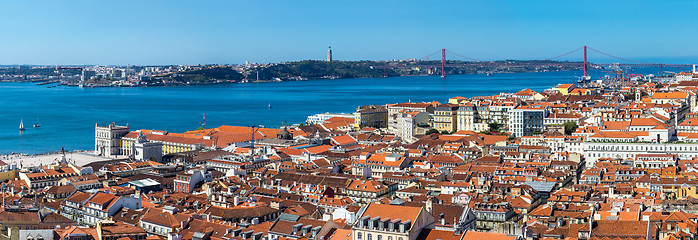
[584,46,589,77]
[441,48,446,78]
[660,63,663,76]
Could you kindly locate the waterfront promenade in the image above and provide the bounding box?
[1,151,110,168]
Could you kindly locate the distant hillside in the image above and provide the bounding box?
[245,59,583,81]
[246,60,400,80]
[146,66,244,85]
[0,59,585,86]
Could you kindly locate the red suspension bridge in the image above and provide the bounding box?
[414,46,693,78]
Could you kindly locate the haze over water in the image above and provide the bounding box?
[0,68,675,154]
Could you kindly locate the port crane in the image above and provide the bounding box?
[601,66,631,92]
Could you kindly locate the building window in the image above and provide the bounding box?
[368,234,372,240]
[358,233,362,240]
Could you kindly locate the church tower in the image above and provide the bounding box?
[635,88,641,102]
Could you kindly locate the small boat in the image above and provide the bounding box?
[486,72,493,76]
[33,120,40,128]
[19,119,25,131]
[268,104,272,109]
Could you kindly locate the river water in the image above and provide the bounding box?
[0,68,668,154]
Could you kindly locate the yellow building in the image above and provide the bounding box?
[651,92,689,105]
[121,131,205,156]
[448,96,468,104]
[0,170,18,182]
[557,84,576,95]
[434,104,459,133]
[676,185,698,199]
[568,88,592,96]
[355,105,388,129]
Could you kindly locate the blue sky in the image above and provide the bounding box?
[0,0,696,65]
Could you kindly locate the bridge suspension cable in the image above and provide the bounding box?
[525,47,584,64]
[587,47,654,64]
[422,50,443,60]
[438,47,584,63]
[445,50,482,62]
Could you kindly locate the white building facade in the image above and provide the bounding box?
[306,112,355,124]
[509,106,548,137]
[583,142,698,168]
[95,122,130,157]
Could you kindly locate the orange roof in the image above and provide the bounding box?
[603,121,630,130]
[589,131,637,139]
[516,89,538,96]
[462,231,516,240]
[416,229,463,240]
[569,88,591,94]
[354,153,407,167]
[88,192,117,207]
[304,145,332,154]
[629,118,665,127]
[360,202,423,224]
[653,92,688,99]
[331,135,357,146]
[347,180,387,192]
[679,117,698,126]
[329,229,352,240]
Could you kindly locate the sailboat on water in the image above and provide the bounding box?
[19,119,25,131]
[33,119,41,128]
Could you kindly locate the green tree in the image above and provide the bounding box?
[488,122,502,132]
[425,129,439,135]
[440,130,450,135]
[563,121,578,135]
[655,84,663,88]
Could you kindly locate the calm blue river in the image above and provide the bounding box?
[0,67,670,154]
